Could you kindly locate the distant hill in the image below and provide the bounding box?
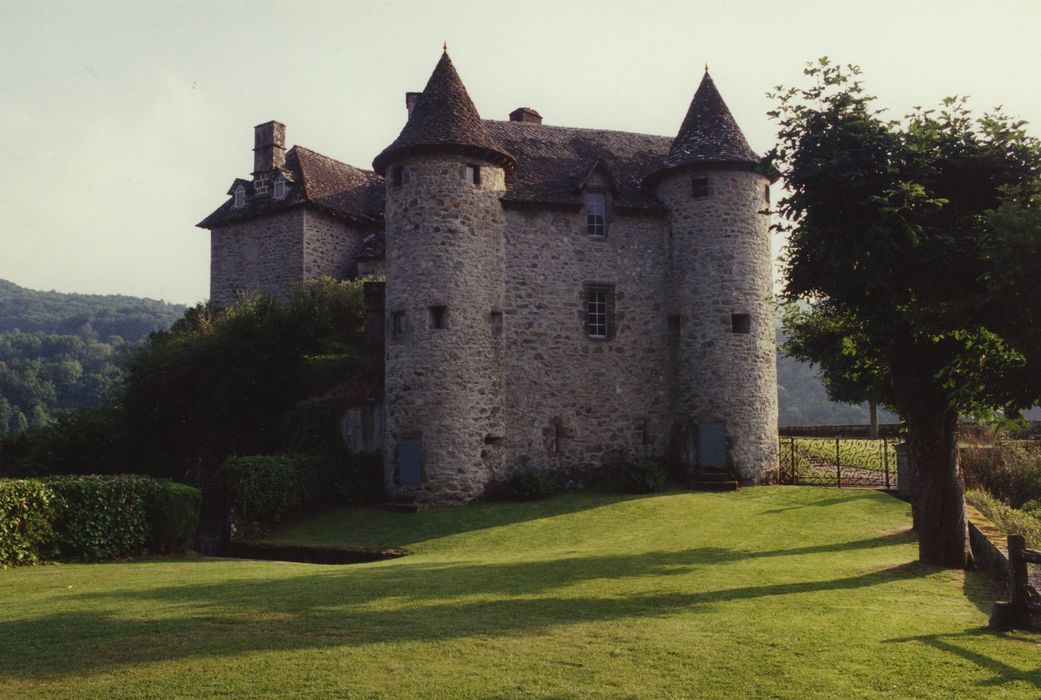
[0,280,187,436]
[0,279,186,342]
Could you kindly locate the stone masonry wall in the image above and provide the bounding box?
[383,157,507,503]
[659,170,778,482]
[209,209,304,307]
[303,209,370,282]
[500,207,671,482]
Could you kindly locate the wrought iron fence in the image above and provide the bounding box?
[778,436,898,489]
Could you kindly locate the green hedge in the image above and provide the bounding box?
[0,479,57,565]
[221,454,332,531]
[966,489,1041,549]
[617,459,667,494]
[0,475,202,566]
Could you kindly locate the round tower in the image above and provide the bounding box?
[648,70,778,483]
[372,50,515,504]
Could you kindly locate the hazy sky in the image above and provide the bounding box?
[2,0,1039,304]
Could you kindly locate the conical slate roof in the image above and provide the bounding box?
[372,51,515,175]
[645,71,761,187]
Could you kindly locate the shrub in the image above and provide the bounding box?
[965,489,1041,549]
[617,458,667,494]
[336,452,384,505]
[44,475,156,561]
[501,467,557,501]
[960,441,1041,507]
[0,479,56,566]
[221,454,341,532]
[148,480,202,553]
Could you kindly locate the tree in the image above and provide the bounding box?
[768,59,1041,568]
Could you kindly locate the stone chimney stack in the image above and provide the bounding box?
[509,107,542,124]
[405,92,421,119]
[253,120,286,175]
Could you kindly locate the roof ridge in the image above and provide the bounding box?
[486,119,674,143]
[291,145,380,177]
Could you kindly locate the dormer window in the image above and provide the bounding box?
[273,176,286,200]
[586,192,606,237]
[254,175,271,196]
[233,184,245,208]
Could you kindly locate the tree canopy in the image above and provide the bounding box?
[768,58,1041,567]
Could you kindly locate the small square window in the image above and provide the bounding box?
[391,311,406,338]
[731,313,751,334]
[465,165,481,186]
[391,167,403,187]
[428,305,447,330]
[692,178,709,198]
[586,192,606,237]
[585,285,613,339]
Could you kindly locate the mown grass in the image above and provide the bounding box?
[1,487,1039,698]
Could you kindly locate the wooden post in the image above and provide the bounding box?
[835,437,841,488]
[884,439,890,490]
[1009,534,1028,610]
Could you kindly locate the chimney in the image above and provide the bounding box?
[405,92,421,119]
[253,121,286,175]
[509,107,542,125]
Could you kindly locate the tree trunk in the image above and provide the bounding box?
[868,400,879,438]
[907,409,971,568]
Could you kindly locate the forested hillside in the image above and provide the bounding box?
[0,280,185,435]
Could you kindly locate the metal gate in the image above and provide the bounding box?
[778,436,898,489]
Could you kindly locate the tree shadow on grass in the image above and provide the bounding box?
[884,629,1041,690]
[0,534,927,682]
[759,489,897,515]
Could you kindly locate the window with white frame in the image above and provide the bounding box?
[254,175,270,195]
[585,285,613,339]
[586,192,606,237]
[233,184,246,208]
[273,176,286,200]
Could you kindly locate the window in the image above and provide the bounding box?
[233,184,245,208]
[585,285,613,339]
[273,176,286,200]
[391,311,405,338]
[586,192,606,237]
[764,183,771,204]
[692,178,709,198]
[731,313,751,334]
[428,305,446,330]
[254,175,270,195]
[465,164,481,186]
[391,167,403,187]
[490,310,503,336]
[667,315,681,341]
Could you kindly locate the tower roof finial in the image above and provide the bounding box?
[443,41,448,53]
[704,62,709,75]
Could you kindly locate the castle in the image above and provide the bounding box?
[199,50,778,504]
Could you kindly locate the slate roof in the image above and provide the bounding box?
[485,121,672,211]
[645,71,760,185]
[198,147,384,229]
[372,51,515,175]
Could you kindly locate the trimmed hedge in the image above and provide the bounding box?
[0,479,57,565]
[501,467,557,501]
[149,480,203,554]
[221,454,334,532]
[0,475,202,566]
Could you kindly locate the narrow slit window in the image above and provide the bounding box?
[490,310,503,335]
[764,183,771,204]
[391,311,406,338]
[428,305,447,330]
[731,313,751,334]
[465,164,481,186]
[667,315,681,341]
[586,192,606,237]
[391,167,403,187]
[692,178,709,198]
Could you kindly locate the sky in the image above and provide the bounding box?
[1,0,1039,305]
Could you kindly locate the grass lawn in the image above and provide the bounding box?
[1,487,1038,698]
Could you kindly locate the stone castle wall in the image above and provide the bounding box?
[303,209,370,282]
[383,157,507,503]
[209,210,304,307]
[500,207,671,481]
[658,170,778,482]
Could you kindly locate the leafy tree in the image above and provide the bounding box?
[768,59,1041,567]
